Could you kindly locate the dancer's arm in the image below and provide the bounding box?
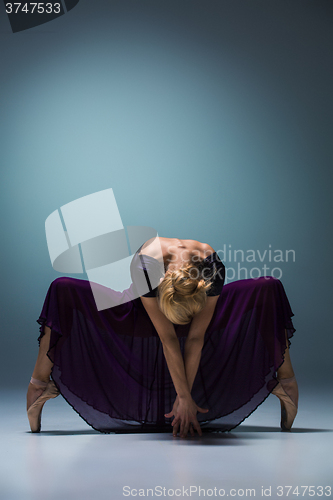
[140,296,191,400]
[140,296,208,436]
[184,295,220,391]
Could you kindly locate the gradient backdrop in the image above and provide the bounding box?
[0,0,332,388]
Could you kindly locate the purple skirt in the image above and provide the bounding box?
[37,276,295,433]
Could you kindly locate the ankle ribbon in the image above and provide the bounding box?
[30,377,48,387]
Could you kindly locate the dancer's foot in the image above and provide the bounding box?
[272,375,299,431]
[26,379,48,411]
[26,378,59,433]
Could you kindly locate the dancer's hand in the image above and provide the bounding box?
[164,395,209,438]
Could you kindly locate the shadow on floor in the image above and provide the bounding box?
[24,424,332,437]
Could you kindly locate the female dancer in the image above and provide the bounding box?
[27,237,298,437]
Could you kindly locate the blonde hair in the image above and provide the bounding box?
[157,264,212,325]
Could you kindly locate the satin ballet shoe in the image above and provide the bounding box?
[272,375,299,431]
[27,378,60,433]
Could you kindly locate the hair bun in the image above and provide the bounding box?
[157,265,212,324]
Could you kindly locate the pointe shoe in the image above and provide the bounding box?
[27,379,60,433]
[272,375,299,431]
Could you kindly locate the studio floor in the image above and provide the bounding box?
[0,386,332,500]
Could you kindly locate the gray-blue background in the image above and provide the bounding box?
[0,0,332,387]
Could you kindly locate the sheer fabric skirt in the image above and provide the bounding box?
[37,276,295,432]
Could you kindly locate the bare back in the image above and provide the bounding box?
[139,237,215,272]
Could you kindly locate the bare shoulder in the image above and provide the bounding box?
[201,242,215,256]
[187,240,215,259]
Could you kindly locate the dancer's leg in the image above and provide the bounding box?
[276,330,295,379]
[31,326,53,381]
[26,326,54,410]
[273,330,298,430]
